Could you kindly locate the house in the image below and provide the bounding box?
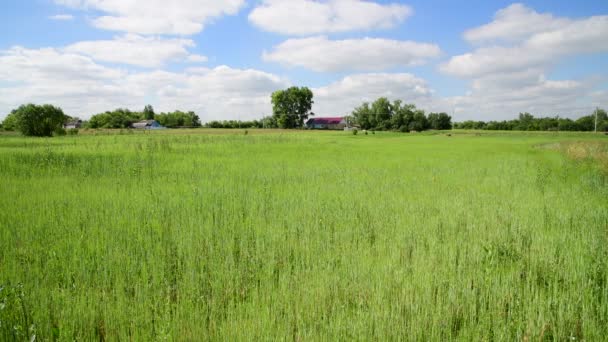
[131,120,165,129]
[306,117,347,130]
[64,119,82,129]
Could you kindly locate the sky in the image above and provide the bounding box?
[0,0,607,122]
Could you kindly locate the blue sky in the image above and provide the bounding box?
[1,0,607,122]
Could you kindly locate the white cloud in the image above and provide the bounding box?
[263,36,441,72]
[54,0,245,35]
[463,3,569,43]
[65,34,199,68]
[437,4,608,120]
[441,6,608,78]
[49,14,74,21]
[0,47,288,121]
[249,0,412,35]
[312,73,443,116]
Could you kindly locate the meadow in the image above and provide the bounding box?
[0,129,607,340]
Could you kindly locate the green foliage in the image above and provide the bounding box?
[68,128,79,136]
[143,105,155,120]
[155,111,201,128]
[88,108,142,129]
[205,120,262,129]
[351,98,450,131]
[454,109,608,132]
[0,131,606,340]
[271,87,314,129]
[1,111,19,131]
[8,104,67,137]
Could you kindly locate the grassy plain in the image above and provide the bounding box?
[0,129,607,340]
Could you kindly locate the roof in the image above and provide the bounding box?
[307,117,344,125]
[134,120,157,125]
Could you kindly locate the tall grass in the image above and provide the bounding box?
[0,130,607,340]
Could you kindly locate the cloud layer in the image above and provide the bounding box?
[65,34,205,68]
[55,0,245,35]
[249,0,412,35]
[263,36,441,72]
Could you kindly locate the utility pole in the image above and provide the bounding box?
[595,107,598,134]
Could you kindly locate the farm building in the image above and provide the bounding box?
[131,120,165,129]
[306,117,347,130]
[63,120,82,129]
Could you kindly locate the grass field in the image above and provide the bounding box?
[0,129,607,340]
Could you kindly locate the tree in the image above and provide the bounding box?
[409,110,428,132]
[391,101,416,132]
[143,105,155,120]
[1,111,19,131]
[88,109,142,129]
[370,97,392,130]
[9,104,67,137]
[352,103,372,130]
[271,87,314,129]
[427,112,452,130]
[155,110,201,128]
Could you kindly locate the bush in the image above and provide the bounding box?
[9,104,67,137]
[352,129,358,135]
[54,127,67,136]
[68,128,79,135]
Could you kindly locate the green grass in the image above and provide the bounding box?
[0,130,607,340]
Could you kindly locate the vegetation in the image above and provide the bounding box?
[205,120,263,129]
[155,111,201,128]
[4,104,67,137]
[455,110,608,131]
[87,107,201,129]
[350,98,452,131]
[271,87,314,129]
[0,130,606,340]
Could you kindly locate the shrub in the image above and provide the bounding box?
[352,129,358,135]
[54,127,67,136]
[68,128,79,135]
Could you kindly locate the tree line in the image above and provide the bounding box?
[2,91,606,137]
[1,104,203,136]
[87,107,201,129]
[349,97,452,131]
[455,110,608,132]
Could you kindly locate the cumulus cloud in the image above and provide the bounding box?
[463,3,569,43]
[0,47,289,121]
[437,4,608,120]
[263,36,441,72]
[249,0,412,35]
[54,0,245,35]
[441,6,608,78]
[64,34,201,68]
[312,73,445,116]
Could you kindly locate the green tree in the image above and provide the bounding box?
[427,112,452,130]
[370,97,392,130]
[391,101,416,132]
[88,109,142,129]
[271,87,314,129]
[1,111,19,131]
[352,103,372,130]
[143,105,155,120]
[409,110,428,132]
[9,104,67,137]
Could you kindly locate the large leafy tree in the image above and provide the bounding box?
[88,109,142,129]
[10,104,67,137]
[271,87,314,129]
[427,112,453,130]
[143,105,155,120]
[155,111,201,128]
